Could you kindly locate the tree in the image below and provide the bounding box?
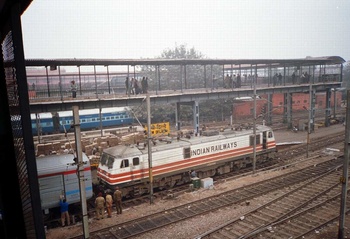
[343,61,350,89]
[133,44,225,126]
[139,43,221,91]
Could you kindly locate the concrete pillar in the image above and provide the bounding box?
[175,102,180,130]
[325,88,332,127]
[192,101,199,135]
[267,94,273,125]
[285,93,292,128]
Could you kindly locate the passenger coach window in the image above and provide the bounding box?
[120,159,129,168]
[132,157,139,166]
[268,132,273,138]
[184,147,191,159]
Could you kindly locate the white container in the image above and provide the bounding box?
[200,177,213,189]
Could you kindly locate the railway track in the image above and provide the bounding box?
[70,157,344,238]
[196,160,346,238]
[44,129,344,229]
[242,193,350,239]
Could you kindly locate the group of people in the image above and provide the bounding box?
[273,73,283,86]
[94,187,123,220]
[125,76,149,95]
[223,74,242,89]
[291,71,311,84]
[59,187,123,227]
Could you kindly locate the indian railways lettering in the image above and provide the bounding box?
[191,142,238,156]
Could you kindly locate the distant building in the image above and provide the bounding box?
[232,92,343,118]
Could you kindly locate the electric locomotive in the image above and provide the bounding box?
[97,124,277,198]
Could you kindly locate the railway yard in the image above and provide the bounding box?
[42,121,350,239]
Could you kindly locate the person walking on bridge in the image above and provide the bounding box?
[70,80,77,98]
[125,77,130,95]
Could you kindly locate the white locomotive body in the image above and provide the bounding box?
[97,125,276,197]
[36,153,93,213]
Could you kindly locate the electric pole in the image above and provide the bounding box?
[146,94,154,204]
[72,106,89,238]
[338,90,350,239]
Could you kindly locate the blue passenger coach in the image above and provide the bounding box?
[31,107,133,135]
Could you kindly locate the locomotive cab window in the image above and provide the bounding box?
[132,157,139,166]
[268,131,273,138]
[184,147,191,159]
[100,153,108,165]
[100,153,115,169]
[107,156,114,169]
[120,159,129,168]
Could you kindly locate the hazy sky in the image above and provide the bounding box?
[21,0,350,61]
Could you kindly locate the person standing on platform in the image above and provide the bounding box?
[291,71,296,84]
[212,75,218,91]
[125,77,129,95]
[113,187,123,214]
[70,80,77,98]
[141,76,146,93]
[105,191,113,218]
[273,73,278,86]
[144,77,149,93]
[95,192,105,220]
[236,74,241,88]
[59,195,70,227]
[278,73,282,85]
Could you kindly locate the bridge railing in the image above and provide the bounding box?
[26,63,343,101]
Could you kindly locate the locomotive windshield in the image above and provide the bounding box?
[100,153,115,169]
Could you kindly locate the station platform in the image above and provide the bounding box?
[274,123,345,145]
